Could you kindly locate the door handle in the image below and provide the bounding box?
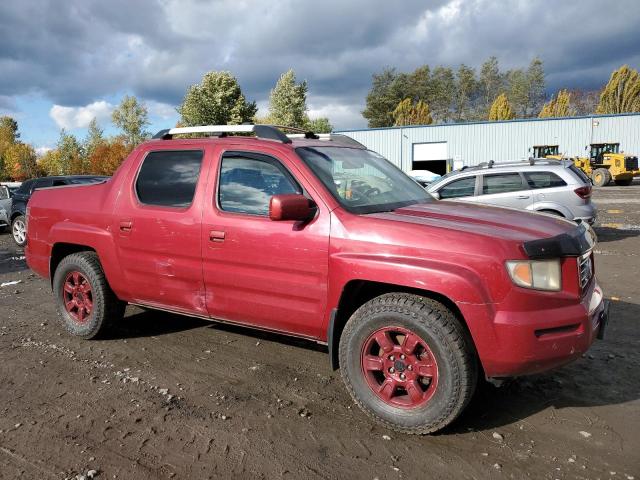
[517,195,530,199]
[119,221,133,232]
[209,230,226,242]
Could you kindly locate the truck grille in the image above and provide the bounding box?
[578,253,593,291]
[625,156,638,170]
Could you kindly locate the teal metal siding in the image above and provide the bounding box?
[338,114,640,170]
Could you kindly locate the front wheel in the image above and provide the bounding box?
[52,252,125,339]
[11,215,27,246]
[592,168,611,187]
[339,293,477,434]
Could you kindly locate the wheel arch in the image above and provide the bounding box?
[327,280,476,371]
[50,243,97,287]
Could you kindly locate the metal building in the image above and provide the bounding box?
[338,113,640,175]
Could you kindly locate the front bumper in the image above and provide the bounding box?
[480,280,607,378]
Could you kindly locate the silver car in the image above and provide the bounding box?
[0,185,11,232]
[427,159,596,223]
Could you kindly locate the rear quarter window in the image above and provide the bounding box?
[136,150,204,207]
[568,164,591,184]
[524,171,567,189]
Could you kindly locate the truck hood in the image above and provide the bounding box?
[368,201,577,244]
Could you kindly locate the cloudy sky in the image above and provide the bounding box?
[1,0,639,150]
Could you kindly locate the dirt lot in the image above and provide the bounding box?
[1,185,639,480]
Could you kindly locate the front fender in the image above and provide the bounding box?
[325,252,503,357]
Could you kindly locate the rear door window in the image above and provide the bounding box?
[438,176,476,199]
[524,171,567,189]
[482,173,525,195]
[136,150,204,207]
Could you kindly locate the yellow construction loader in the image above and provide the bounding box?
[576,143,639,187]
[532,145,563,160]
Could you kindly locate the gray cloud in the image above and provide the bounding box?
[0,0,638,129]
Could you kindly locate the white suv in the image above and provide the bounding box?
[427,159,596,224]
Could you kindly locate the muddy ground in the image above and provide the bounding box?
[1,185,639,480]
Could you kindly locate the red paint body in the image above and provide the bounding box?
[25,137,605,378]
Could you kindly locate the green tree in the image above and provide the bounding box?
[84,118,105,159]
[596,65,640,114]
[506,68,529,117]
[0,116,20,180]
[527,57,546,115]
[267,69,308,128]
[38,149,63,176]
[362,68,403,127]
[4,143,37,180]
[479,57,504,115]
[428,66,455,122]
[454,64,478,121]
[539,89,574,118]
[392,98,433,126]
[112,95,150,146]
[306,117,333,133]
[488,93,514,120]
[57,130,84,175]
[178,71,257,126]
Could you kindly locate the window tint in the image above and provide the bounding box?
[136,150,203,207]
[16,180,34,195]
[33,178,53,190]
[439,176,476,199]
[482,173,524,195]
[219,153,300,215]
[524,171,566,189]
[52,179,67,187]
[568,164,591,184]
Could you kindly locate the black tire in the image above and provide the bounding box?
[339,293,478,434]
[52,252,125,339]
[592,168,611,187]
[11,215,27,246]
[614,178,633,186]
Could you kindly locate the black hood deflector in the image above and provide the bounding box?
[523,223,596,259]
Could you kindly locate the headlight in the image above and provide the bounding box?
[505,260,561,291]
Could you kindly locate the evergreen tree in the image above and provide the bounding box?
[454,64,478,121]
[57,130,84,175]
[596,65,640,114]
[527,57,546,115]
[84,118,105,159]
[306,117,333,133]
[479,57,504,115]
[392,98,433,126]
[539,89,574,118]
[488,93,515,120]
[362,68,403,128]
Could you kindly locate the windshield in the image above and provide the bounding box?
[296,147,431,214]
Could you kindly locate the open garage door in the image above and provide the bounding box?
[412,142,448,175]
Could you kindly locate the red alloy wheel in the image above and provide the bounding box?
[62,271,94,324]
[360,326,439,408]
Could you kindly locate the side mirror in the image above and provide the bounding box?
[269,194,316,221]
[430,191,441,200]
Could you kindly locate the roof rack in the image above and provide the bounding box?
[152,124,367,148]
[286,133,366,149]
[153,124,294,143]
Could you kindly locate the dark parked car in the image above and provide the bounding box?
[10,175,108,246]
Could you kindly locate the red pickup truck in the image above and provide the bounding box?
[25,125,608,434]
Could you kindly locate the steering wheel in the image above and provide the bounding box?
[364,187,381,196]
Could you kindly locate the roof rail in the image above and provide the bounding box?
[152,124,293,143]
[286,133,366,149]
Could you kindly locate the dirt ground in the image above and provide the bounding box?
[1,185,639,480]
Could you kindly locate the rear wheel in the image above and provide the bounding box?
[614,178,633,186]
[11,215,27,246]
[52,252,125,339]
[339,293,477,434]
[592,168,611,187]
